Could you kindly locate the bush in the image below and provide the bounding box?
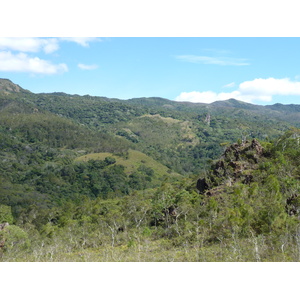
[0,225,30,251]
[0,205,14,224]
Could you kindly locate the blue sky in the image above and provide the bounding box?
[2,37,300,105]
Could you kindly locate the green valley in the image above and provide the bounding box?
[1,78,300,261]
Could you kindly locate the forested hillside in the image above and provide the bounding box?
[6,78,296,174]
[1,79,300,261]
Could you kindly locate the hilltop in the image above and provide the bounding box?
[0,78,31,94]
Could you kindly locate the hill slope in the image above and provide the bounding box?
[0,78,31,94]
[2,128,300,261]
[1,78,299,175]
[1,79,300,261]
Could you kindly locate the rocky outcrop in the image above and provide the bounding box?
[222,139,264,161]
[197,139,264,195]
[251,139,264,156]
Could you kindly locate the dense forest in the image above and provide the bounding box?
[1,78,300,261]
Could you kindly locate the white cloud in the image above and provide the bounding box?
[175,91,218,103]
[0,37,101,76]
[175,55,249,66]
[239,77,300,97]
[0,37,101,53]
[223,82,235,88]
[78,63,98,70]
[60,37,100,47]
[0,51,68,74]
[175,77,300,104]
[43,39,60,54]
[0,38,59,54]
[175,90,246,104]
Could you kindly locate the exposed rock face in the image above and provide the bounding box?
[224,143,241,161]
[223,139,264,162]
[251,139,264,156]
[204,113,211,126]
[214,139,264,181]
[213,160,227,176]
[197,139,264,195]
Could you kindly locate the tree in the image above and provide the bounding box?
[0,225,30,251]
[0,205,14,224]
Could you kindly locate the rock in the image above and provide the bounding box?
[213,160,227,176]
[196,178,209,194]
[251,139,264,156]
[196,139,264,200]
[242,174,253,185]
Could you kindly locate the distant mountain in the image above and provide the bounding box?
[266,102,300,113]
[210,98,261,110]
[0,78,32,94]
[127,97,174,107]
[1,78,300,174]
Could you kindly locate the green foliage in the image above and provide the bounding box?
[0,225,30,251]
[2,82,300,261]
[0,205,14,224]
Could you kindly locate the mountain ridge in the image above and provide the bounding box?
[2,78,300,113]
[0,78,32,94]
[0,78,298,175]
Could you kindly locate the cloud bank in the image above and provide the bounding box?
[175,78,300,103]
[175,90,243,104]
[0,37,99,75]
[0,38,59,54]
[0,51,68,74]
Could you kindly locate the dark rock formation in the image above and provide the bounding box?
[213,160,227,177]
[165,205,177,217]
[196,139,264,197]
[242,174,253,185]
[286,194,300,217]
[196,178,209,194]
[251,139,264,156]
